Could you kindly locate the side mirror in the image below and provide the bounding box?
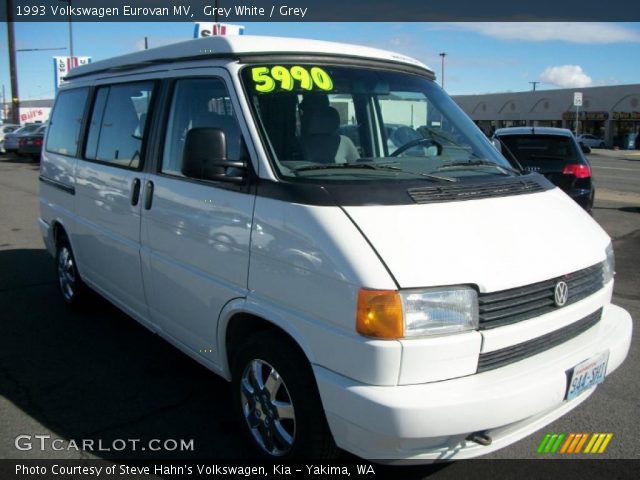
[182,128,247,183]
[491,138,502,153]
[579,142,591,154]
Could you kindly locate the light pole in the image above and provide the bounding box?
[529,81,540,92]
[58,0,74,63]
[439,52,447,89]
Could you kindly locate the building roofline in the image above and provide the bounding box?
[453,83,640,99]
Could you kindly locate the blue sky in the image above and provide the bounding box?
[1,22,640,100]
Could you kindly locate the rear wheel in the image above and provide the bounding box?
[231,331,338,459]
[55,233,87,307]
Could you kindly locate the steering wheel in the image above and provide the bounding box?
[390,137,443,157]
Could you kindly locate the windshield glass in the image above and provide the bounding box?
[17,124,41,134]
[241,64,514,182]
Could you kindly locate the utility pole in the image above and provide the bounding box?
[439,52,447,89]
[7,0,20,124]
[529,81,540,92]
[144,37,149,49]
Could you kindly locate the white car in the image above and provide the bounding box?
[38,36,631,462]
[0,123,20,153]
[577,134,606,149]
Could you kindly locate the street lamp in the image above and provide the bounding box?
[439,52,447,89]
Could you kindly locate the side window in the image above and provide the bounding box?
[162,78,242,177]
[85,81,154,169]
[45,88,89,157]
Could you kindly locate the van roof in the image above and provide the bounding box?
[65,35,433,80]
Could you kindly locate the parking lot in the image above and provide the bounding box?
[0,150,638,467]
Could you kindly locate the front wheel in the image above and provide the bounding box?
[231,331,338,459]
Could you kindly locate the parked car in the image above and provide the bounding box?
[577,134,606,149]
[493,127,595,212]
[17,124,47,160]
[0,123,20,153]
[3,123,42,155]
[39,36,631,462]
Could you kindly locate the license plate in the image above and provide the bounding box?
[566,351,609,401]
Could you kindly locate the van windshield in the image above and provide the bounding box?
[241,64,514,182]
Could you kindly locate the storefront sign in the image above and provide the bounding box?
[19,107,51,124]
[612,111,640,121]
[562,111,609,121]
[193,22,245,37]
[53,56,92,92]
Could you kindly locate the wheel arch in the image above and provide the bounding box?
[50,219,85,279]
[218,302,316,381]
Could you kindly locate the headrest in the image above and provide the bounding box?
[305,106,340,136]
[300,94,330,112]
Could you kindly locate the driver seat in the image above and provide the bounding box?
[299,106,359,164]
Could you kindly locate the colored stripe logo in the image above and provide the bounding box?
[537,433,613,454]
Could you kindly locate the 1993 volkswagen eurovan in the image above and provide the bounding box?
[39,36,632,461]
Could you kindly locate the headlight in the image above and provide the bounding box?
[356,286,478,339]
[603,243,615,284]
[401,287,479,337]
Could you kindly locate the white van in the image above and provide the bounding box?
[38,36,631,461]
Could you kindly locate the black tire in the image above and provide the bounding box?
[231,330,338,460]
[55,232,87,307]
[599,142,605,148]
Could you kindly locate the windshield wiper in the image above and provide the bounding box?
[438,159,520,175]
[293,163,456,182]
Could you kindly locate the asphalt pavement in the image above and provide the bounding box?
[0,150,638,471]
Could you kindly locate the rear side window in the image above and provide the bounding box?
[45,88,89,157]
[85,82,154,169]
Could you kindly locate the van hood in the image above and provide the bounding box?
[343,188,610,292]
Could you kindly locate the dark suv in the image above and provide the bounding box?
[493,127,594,212]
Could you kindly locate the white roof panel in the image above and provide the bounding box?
[66,35,432,79]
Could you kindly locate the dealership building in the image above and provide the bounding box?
[453,83,640,148]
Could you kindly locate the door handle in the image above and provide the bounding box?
[144,180,154,210]
[130,178,141,206]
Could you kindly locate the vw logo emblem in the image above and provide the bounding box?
[554,281,569,307]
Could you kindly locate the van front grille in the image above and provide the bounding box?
[477,308,603,373]
[478,263,604,330]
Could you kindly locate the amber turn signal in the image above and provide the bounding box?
[356,289,403,339]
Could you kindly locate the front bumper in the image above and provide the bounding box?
[315,303,631,461]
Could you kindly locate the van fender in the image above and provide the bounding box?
[216,297,316,380]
